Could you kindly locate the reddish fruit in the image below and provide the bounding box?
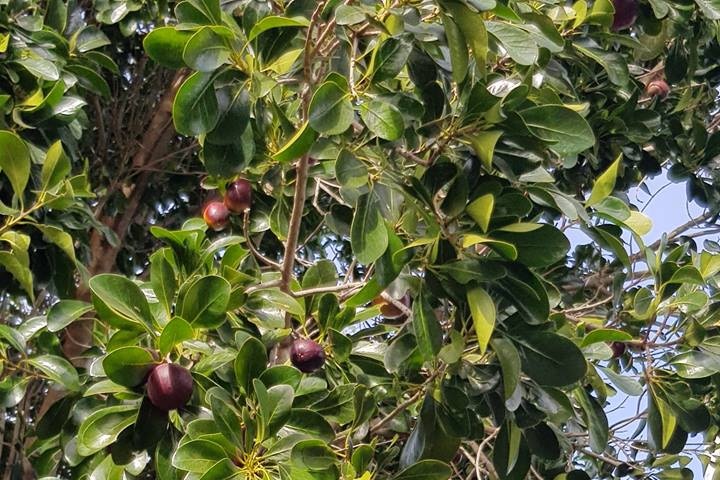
[146,363,194,411]
[290,338,326,373]
[611,0,638,30]
[203,201,230,231]
[646,79,670,98]
[610,341,626,358]
[224,178,252,214]
[372,294,411,320]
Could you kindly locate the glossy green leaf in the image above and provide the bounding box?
[351,191,389,265]
[173,71,220,136]
[273,122,318,162]
[103,346,155,387]
[172,439,227,473]
[177,275,231,328]
[285,409,335,442]
[372,36,412,83]
[443,0,488,72]
[27,354,81,391]
[234,336,267,394]
[255,380,294,440]
[515,331,587,386]
[466,193,494,232]
[158,317,194,355]
[467,287,495,354]
[210,395,244,447]
[392,460,452,480]
[469,130,502,171]
[248,16,310,41]
[150,249,177,315]
[696,0,720,18]
[183,27,231,72]
[442,14,468,83]
[0,324,26,353]
[40,140,71,191]
[580,329,632,347]
[486,21,537,65]
[574,45,629,86]
[491,337,521,400]
[492,224,570,268]
[574,388,608,453]
[47,300,93,332]
[359,100,404,141]
[308,81,353,135]
[198,459,240,480]
[34,224,77,263]
[335,149,368,188]
[518,106,595,156]
[412,291,443,362]
[144,27,193,68]
[0,131,31,198]
[89,274,154,331]
[586,154,622,207]
[77,405,138,456]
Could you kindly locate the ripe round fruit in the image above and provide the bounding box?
[646,79,670,98]
[610,341,626,358]
[372,294,411,320]
[146,363,194,411]
[290,338,326,373]
[224,178,252,214]
[203,201,230,231]
[611,0,638,30]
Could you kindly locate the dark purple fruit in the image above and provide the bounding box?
[224,178,252,214]
[610,341,626,358]
[203,201,230,231]
[646,79,669,98]
[612,0,638,30]
[146,363,193,411]
[290,338,326,373]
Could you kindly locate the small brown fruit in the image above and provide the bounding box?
[224,178,253,214]
[290,338,326,373]
[146,363,194,411]
[372,294,411,320]
[203,201,230,231]
[645,79,670,98]
[611,0,638,30]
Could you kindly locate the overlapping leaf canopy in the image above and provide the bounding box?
[0,0,720,479]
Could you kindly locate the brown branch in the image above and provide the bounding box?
[86,69,188,277]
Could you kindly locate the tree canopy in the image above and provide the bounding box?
[1,0,720,479]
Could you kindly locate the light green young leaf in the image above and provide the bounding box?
[586,153,622,207]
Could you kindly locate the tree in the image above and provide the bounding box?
[0,0,719,478]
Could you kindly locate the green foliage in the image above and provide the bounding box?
[0,0,720,479]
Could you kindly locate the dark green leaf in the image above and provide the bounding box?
[173,72,220,136]
[351,191,389,265]
[412,291,443,362]
[47,300,92,332]
[178,275,230,328]
[515,331,587,387]
[308,81,353,135]
[144,27,192,68]
[102,346,155,387]
[359,100,404,141]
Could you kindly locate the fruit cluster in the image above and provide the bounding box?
[203,178,253,231]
